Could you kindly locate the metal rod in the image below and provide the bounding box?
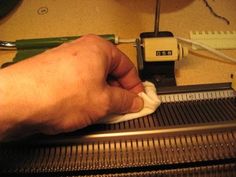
[83,120,236,139]
[154,0,161,36]
[0,40,16,48]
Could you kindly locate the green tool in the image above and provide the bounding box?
[0,34,117,66]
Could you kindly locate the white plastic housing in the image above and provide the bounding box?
[143,37,188,62]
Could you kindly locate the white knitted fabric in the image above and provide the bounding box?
[100,81,161,124]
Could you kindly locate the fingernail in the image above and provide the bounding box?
[131,96,144,112]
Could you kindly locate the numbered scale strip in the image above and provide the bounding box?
[159,89,235,103]
[0,83,235,176]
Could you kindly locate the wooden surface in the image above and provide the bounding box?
[0,0,236,85]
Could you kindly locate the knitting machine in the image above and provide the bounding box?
[0,82,235,176]
[0,0,236,176]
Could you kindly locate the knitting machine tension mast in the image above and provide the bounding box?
[136,0,188,87]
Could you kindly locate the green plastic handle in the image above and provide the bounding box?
[15,34,116,49]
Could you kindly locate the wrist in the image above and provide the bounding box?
[0,68,37,139]
[0,70,16,139]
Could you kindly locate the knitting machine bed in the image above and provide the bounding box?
[0,83,236,176]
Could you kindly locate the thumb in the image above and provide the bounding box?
[107,86,144,114]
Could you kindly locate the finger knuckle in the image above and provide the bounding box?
[119,91,131,113]
[81,34,100,42]
[99,92,111,116]
[110,90,131,114]
[87,91,111,120]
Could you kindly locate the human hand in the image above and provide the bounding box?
[0,34,144,138]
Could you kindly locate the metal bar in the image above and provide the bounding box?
[0,40,16,48]
[83,120,236,140]
[157,82,232,94]
[154,0,161,36]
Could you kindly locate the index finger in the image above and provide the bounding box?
[109,44,144,94]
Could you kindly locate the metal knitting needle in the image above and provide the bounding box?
[154,0,161,36]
